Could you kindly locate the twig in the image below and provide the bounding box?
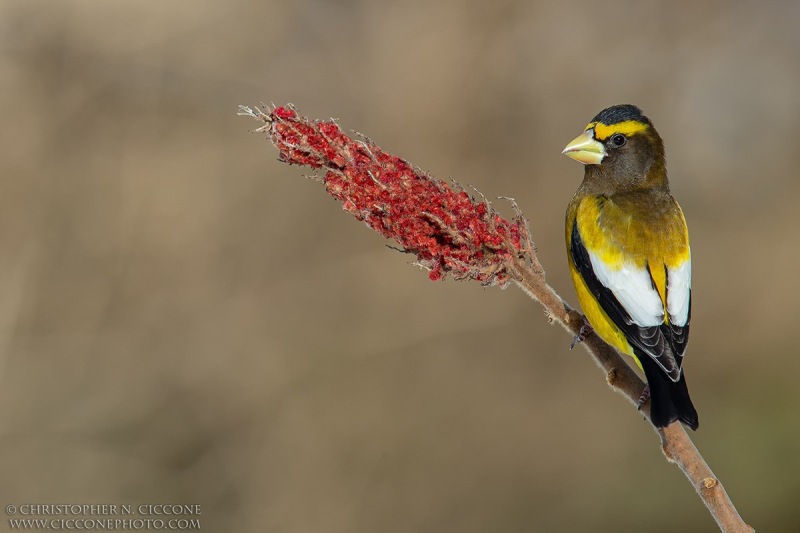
[241,104,754,533]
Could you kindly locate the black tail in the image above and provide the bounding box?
[638,354,699,431]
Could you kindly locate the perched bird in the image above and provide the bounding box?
[562,104,698,430]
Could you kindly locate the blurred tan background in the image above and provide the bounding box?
[1,1,799,531]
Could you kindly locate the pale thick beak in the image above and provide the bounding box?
[562,129,605,165]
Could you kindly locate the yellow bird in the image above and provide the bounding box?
[562,104,698,430]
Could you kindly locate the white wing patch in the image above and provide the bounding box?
[667,256,691,327]
[588,250,664,327]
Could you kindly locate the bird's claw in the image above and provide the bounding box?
[570,319,594,349]
[637,384,651,411]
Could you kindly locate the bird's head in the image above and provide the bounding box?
[562,104,666,189]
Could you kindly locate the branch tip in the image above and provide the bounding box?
[247,104,531,286]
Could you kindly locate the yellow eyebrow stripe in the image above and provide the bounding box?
[585,120,650,141]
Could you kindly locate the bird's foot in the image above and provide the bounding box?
[637,384,651,411]
[570,318,594,350]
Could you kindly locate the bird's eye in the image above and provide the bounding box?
[611,134,627,147]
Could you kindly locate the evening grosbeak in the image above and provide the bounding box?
[562,104,699,430]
